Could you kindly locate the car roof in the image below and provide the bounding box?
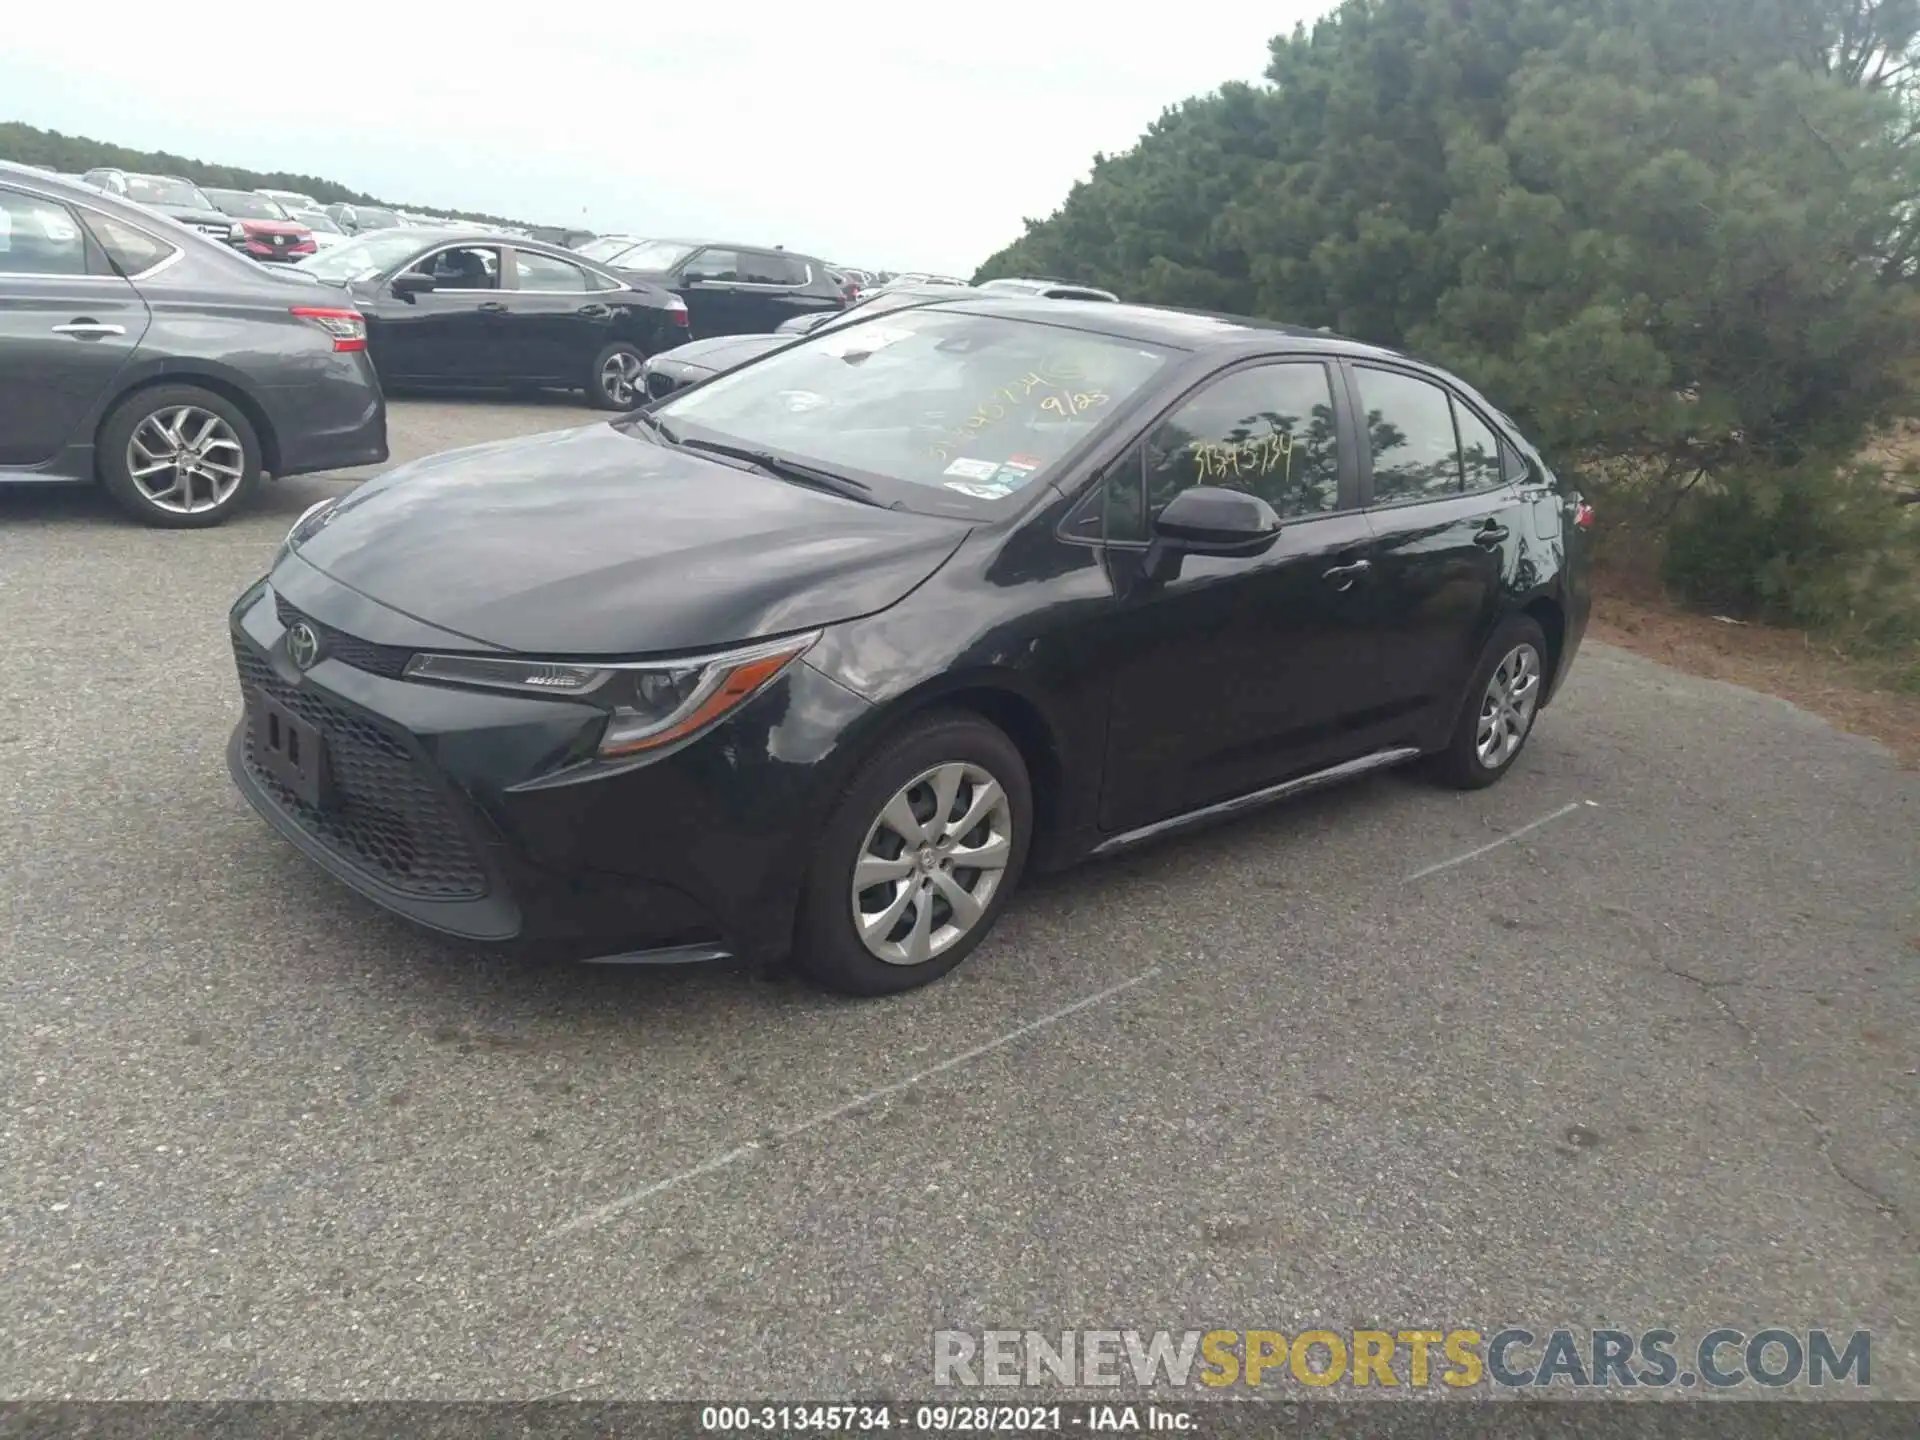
[358,228,631,265]
[910,294,1392,357]
[654,237,827,259]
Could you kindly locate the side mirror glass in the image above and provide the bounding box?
[391,271,435,298]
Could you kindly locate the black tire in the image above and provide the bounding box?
[588,341,647,411]
[794,711,1033,997]
[1428,615,1549,790]
[96,384,263,529]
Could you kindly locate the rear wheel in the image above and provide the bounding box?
[795,713,1032,996]
[589,341,646,410]
[96,385,263,528]
[1429,615,1548,790]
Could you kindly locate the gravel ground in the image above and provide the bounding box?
[1,397,1914,1401]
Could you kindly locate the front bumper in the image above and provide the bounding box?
[224,570,871,961]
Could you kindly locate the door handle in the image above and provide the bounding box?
[1474,523,1511,548]
[477,301,509,314]
[52,321,126,338]
[577,303,613,318]
[1321,558,1373,590]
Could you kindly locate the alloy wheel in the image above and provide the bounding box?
[600,350,643,406]
[851,762,1014,966]
[125,406,246,515]
[1476,643,1541,769]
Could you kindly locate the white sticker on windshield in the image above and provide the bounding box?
[944,480,1012,499]
[943,457,1001,480]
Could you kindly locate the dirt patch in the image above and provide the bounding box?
[1589,588,1920,767]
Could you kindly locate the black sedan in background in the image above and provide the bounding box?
[227,296,1590,995]
[296,230,690,408]
[0,163,387,527]
[640,333,791,400]
[601,238,847,337]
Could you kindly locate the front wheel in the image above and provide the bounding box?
[1428,615,1548,790]
[96,385,263,528]
[795,713,1032,996]
[588,341,647,411]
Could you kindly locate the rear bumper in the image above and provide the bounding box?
[264,356,388,477]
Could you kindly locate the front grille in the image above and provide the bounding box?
[234,637,488,900]
[275,595,414,679]
[645,368,685,400]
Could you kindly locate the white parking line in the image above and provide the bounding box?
[539,966,1163,1241]
[1404,799,1596,882]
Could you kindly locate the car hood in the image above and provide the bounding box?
[290,422,971,655]
[656,334,793,371]
[237,218,309,235]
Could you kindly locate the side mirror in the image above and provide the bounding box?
[391,271,435,299]
[1142,486,1282,582]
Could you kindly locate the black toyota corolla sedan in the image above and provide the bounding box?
[295,230,689,408]
[227,298,1591,995]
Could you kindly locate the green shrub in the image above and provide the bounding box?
[1663,464,1920,649]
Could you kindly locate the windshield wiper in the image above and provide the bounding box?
[624,410,681,445]
[679,438,875,502]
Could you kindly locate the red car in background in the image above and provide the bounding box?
[202,187,317,263]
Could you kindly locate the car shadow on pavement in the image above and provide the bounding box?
[255,767,1429,1030]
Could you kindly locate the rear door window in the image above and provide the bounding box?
[512,250,593,291]
[0,190,89,275]
[83,212,179,278]
[1353,365,1464,502]
[739,251,807,285]
[682,248,742,282]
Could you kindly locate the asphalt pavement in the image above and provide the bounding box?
[1,396,1915,1400]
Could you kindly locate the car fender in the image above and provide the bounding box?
[88,354,284,466]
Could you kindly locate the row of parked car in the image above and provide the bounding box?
[0,160,1123,528]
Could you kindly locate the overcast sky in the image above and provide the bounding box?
[2,1,1326,276]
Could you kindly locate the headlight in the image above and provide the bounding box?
[273,496,341,570]
[403,631,821,757]
[229,221,246,241]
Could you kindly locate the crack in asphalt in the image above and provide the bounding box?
[1601,904,1912,1240]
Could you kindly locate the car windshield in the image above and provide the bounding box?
[355,208,403,229]
[296,210,344,234]
[208,191,287,220]
[576,236,638,261]
[298,230,436,281]
[125,176,212,209]
[649,308,1173,516]
[607,239,695,271]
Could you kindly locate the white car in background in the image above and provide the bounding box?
[255,187,319,212]
[291,207,350,250]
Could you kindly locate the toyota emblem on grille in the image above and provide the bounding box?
[286,622,322,671]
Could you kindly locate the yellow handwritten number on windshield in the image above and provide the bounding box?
[1193,431,1294,482]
